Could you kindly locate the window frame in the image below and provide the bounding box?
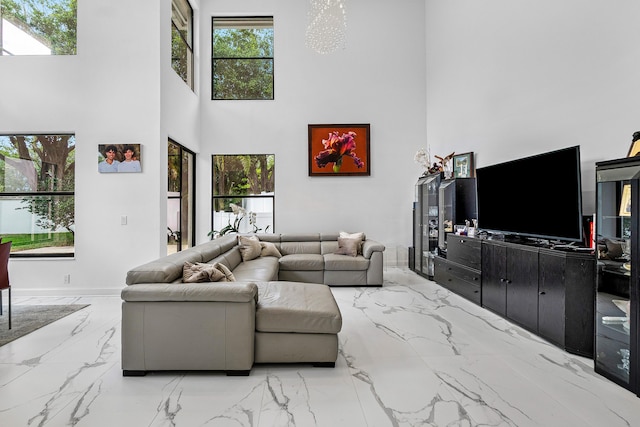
[0,0,77,56]
[171,0,194,89]
[0,133,75,258]
[211,154,275,237]
[211,16,274,101]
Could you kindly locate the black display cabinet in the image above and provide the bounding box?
[437,177,477,255]
[595,156,640,396]
[412,173,442,278]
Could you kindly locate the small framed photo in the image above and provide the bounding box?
[453,152,474,178]
[98,143,142,173]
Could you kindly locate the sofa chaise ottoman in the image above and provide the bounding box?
[121,280,342,375]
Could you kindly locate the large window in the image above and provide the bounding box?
[171,0,193,89]
[211,154,274,238]
[168,139,195,255]
[212,16,274,100]
[0,134,75,256]
[0,0,77,56]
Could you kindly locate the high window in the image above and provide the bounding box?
[212,17,274,100]
[0,0,77,56]
[0,134,75,257]
[211,154,274,238]
[171,0,193,89]
[167,139,195,255]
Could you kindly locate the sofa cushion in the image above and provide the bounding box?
[323,253,370,271]
[238,235,262,261]
[122,282,258,303]
[232,256,280,282]
[256,281,342,334]
[126,250,202,285]
[278,254,324,271]
[280,240,321,255]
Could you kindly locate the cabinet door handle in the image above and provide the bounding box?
[539,291,546,295]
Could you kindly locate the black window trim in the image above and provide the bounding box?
[211,15,275,101]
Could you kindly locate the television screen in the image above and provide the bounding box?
[476,146,583,243]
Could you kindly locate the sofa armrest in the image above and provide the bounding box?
[362,240,385,259]
[121,282,258,303]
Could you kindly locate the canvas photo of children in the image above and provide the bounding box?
[98,143,142,173]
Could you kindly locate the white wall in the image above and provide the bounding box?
[199,0,427,264]
[425,0,640,215]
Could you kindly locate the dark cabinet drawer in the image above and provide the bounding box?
[434,257,481,304]
[446,235,481,270]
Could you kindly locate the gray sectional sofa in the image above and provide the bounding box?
[121,233,385,376]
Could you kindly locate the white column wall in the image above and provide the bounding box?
[1,0,164,294]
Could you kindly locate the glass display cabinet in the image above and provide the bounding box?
[595,156,640,396]
[437,178,477,254]
[411,173,441,278]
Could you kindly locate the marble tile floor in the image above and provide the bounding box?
[1,267,639,427]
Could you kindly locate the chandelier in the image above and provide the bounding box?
[305,0,347,55]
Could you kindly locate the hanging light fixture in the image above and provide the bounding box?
[305,0,347,55]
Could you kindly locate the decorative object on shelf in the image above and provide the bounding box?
[627,131,640,157]
[414,147,431,175]
[308,124,370,176]
[305,0,347,55]
[435,152,455,178]
[453,152,475,178]
[415,147,456,176]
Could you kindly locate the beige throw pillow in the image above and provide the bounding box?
[215,262,236,281]
[238,235,262,262]
[183,262,223,282]
[183,261,235,283]
[335,237,360,257]
[339,231,365,254]
[260,241,282,258]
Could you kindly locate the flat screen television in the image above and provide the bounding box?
[475,145,583,243]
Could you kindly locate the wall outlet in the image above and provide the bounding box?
[64,274,71,284]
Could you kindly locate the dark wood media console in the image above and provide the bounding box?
[434,234,595,357]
